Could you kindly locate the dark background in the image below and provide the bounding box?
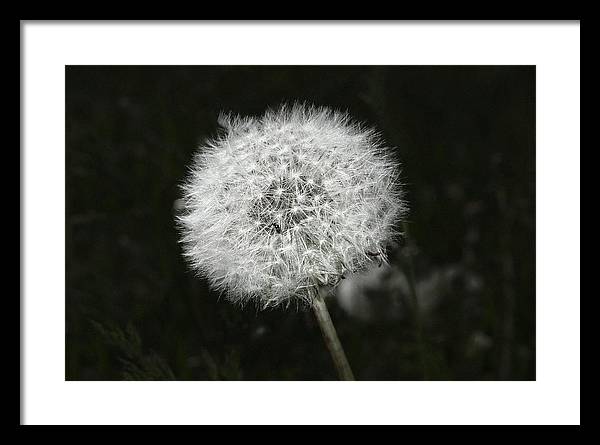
[66,66,535,380]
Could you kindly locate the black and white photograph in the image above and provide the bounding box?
[21,21,580,425]
[66,65,535,382]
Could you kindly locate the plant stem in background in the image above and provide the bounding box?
[402,222,429,380]
[312,287,355,381]
[496,187,516,379]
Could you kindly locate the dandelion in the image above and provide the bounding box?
[177,103,407,379]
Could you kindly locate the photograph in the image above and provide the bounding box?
[65,65,536,381]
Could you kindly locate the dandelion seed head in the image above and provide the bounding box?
[177,103,407,309]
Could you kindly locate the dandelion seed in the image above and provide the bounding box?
[177,103,407,310]
[177,103,409,380]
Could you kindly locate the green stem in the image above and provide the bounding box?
[312,287,355,381]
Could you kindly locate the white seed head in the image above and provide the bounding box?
[177,104,407,309]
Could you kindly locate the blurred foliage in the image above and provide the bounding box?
[66,66,535,380]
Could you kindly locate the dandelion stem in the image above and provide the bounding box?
[312,287,355,381]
